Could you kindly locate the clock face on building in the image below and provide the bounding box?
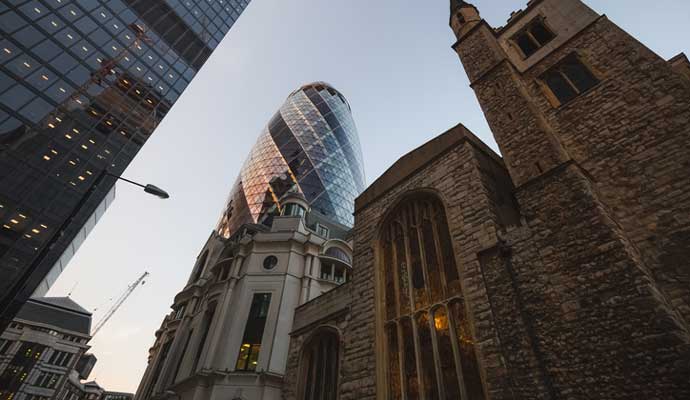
[263,255,278,270]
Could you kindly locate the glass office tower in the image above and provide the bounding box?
[217,82,365,237]
[0,0,252,331]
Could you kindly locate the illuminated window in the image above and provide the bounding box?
[235,293,271,371]
[380,194,486,399]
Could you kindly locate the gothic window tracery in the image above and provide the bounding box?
[380,194,486,399]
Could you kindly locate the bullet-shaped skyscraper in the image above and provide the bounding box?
[216,82,365,237]
[0,0,252,332]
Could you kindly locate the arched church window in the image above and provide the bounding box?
[299,329,340,400]
[380,194,486,400]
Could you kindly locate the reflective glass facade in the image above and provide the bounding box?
[217,82,365,237]
[0,0,251,330]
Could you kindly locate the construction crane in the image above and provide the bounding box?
[91,271,149,337]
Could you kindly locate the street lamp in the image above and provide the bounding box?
[107,172,170,199]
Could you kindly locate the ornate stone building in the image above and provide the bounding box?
[135,82,363,400]
[283,1,690,399]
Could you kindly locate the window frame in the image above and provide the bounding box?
[235,293,272,372]
[298,327,341,400]
[510,16,556,59]
[376,194,487,400]
[539,53,601,107]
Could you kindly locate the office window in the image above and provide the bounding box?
[316,223,329,238]
[512,17,555,58]
[542,54,599,105]
[320,263,332,280]
[0,340,13,355]
[34,371,60,388]
[380,194,486,399]
[235,293,271,371]
[48,350,73,367]
[283,203,306,218]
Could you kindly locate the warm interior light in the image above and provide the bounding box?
[43,155,51,161]
[65,134,72,139]
[434,314,449,330]
[31,229,40,234]
[10,219,19,224]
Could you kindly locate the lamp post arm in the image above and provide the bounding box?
[105,172,147,189]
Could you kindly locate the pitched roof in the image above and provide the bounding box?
[37,297,91,314]
[15,297,92,335]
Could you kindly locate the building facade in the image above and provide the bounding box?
[0,297,93,400]
[0,0,253,332]
[216,82,365,237]
[283,1,690,399]
[135,83,364,400]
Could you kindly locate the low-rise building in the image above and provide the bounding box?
[0,298,92,400]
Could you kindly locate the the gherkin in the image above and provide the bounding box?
[217,82,365,237]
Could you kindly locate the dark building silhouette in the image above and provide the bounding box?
[0,0,252,332]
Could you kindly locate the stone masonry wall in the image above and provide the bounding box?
[341,133,522,400]
[454,4,690,398]
[282,283,351,400]
[510,163,689,399]
[519,17,690,325]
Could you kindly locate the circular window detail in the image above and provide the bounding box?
[263,255,278,270]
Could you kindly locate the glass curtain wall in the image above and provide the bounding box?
[216,82,365,237]
[0,0,252,330]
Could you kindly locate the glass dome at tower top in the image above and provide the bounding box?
[216,82,365,238]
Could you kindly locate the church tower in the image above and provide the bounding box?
[450,0,690,399]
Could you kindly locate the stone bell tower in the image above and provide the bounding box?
[449,0,690,399]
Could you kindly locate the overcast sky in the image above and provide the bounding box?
[47,0,690,392]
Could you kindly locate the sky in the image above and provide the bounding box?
[46,0,690,392]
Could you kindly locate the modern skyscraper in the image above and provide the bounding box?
[135,83,364,400]
[0,0,252,332]
[216,82,366,238]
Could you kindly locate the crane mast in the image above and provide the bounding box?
[91,271,149,337]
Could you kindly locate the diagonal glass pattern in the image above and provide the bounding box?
[217,82,365,237]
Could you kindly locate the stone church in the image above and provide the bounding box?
[282,0,690,399]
